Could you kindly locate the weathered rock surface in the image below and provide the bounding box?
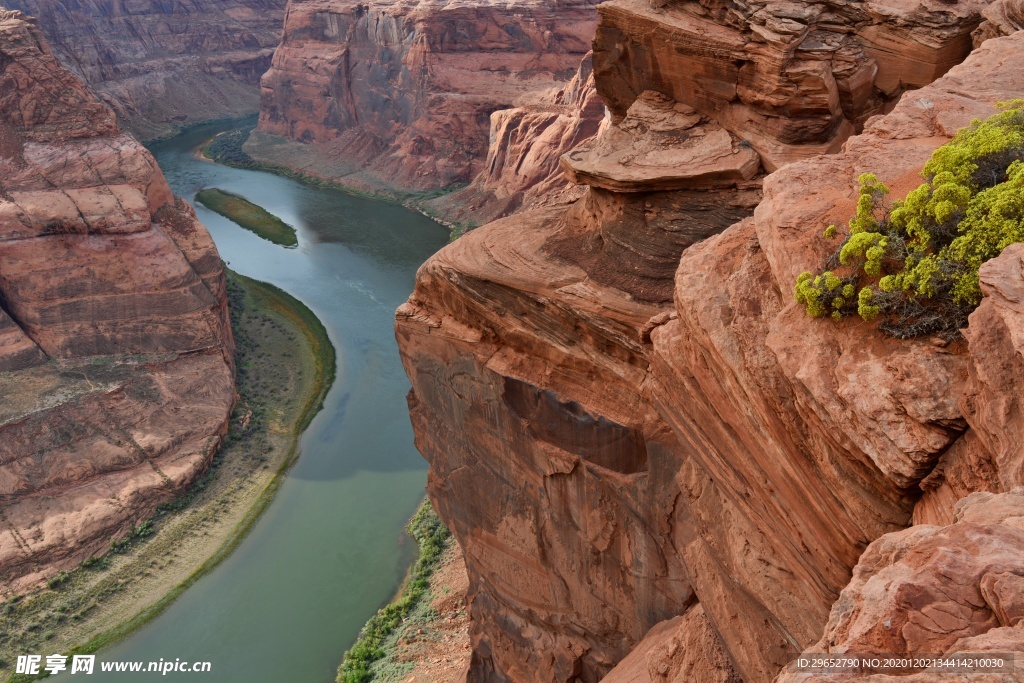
[561,91,761,192]
[593,0,994,171]
[0,10,234,592]
[423,53,607,227]
[974,0,1024,44]
[2,0,286,140]
[397,15,1024,683]
[248,0,598,197]
[777,489,1024,683]
[600,605,742,683]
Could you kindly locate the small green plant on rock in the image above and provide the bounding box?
[795,100,1024,339]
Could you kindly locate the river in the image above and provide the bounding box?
[67,121,449,682]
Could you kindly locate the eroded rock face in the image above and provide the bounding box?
[2,0,286,140]
[424,53,607,227]
[974,0,1024,44]
[397,20,1024,683]
[561,91,761,193]
[593,0,994,171]
[248,0,598,195]
[601,605,742,683]
[777,489,1024,683]
[0,10,234,592]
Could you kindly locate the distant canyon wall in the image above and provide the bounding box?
[1,0,287,140]
[245,0,599,201]
[0,10,235,592]
[396,1,1024,682]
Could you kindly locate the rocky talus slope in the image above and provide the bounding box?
[0,10,235,593]
[1,0,286,140]
[396,2,1024,681]
[246,0,599,198]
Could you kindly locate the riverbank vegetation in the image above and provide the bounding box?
[0,271,334,683]
[201,125,476,236]
[337,501,452,683]
[195,188,298,247]
[795,101,1024,339]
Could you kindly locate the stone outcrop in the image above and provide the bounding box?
[0,10,235,592]
[600,606,742,683]
[2,0,287,140]
[974,0,1024,44]
[397,3,1024,679]
[247,0,599,197]
[561,91,761,192]
[777,489,1024,682]
[423,53,607,227]
[593,0,993,171]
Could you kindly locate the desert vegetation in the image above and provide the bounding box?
[795,101,1024,338]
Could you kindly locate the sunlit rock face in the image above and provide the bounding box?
[249,0,600,194]
[3,0,287,140]
[0,10,235,593]
[396,0,1024,676]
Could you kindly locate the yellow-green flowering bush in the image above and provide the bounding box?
[794,100,1024,338]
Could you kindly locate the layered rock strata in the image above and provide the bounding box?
[423,53,607,227]
[0,10,235,592]
[593,0,994,170]
[2,0,287,140]
[777,489,1024,682]
[397,15,1024,683]
[248,0,599,196]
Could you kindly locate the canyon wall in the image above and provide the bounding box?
[422,52,607,228]
[246,0,599,199]
[397,2,1024,682]
[0,10,235,592]
[1,0,287,140]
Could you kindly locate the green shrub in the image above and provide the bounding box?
[47,571,71,590]
[794,100,1024,338]
[336,501,451,683]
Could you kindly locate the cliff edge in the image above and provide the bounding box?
[396,3,1024,682]
[246,0,599,200]
[0,10,235,593]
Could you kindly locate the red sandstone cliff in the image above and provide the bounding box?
[0,10,235,592]
[396,4,1024,682]
[422,52,607,227]
[246,0,599,198]
[1,0,287,140]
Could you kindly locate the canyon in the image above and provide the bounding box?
[2,0,1024,678]
[245,0,602,209]
[395,1,1024,682]
[0,9,234,593]
[1,0,287,140]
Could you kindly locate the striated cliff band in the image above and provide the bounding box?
[1,0,287,140]
[0,10,235,593]
[396,2,1024,682]
[245,0,601,204]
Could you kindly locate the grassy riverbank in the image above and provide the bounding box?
[0,271,334,682]
[195,188,298,247]
[337,501,455,683]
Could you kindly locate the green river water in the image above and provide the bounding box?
[60,121,449,682]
